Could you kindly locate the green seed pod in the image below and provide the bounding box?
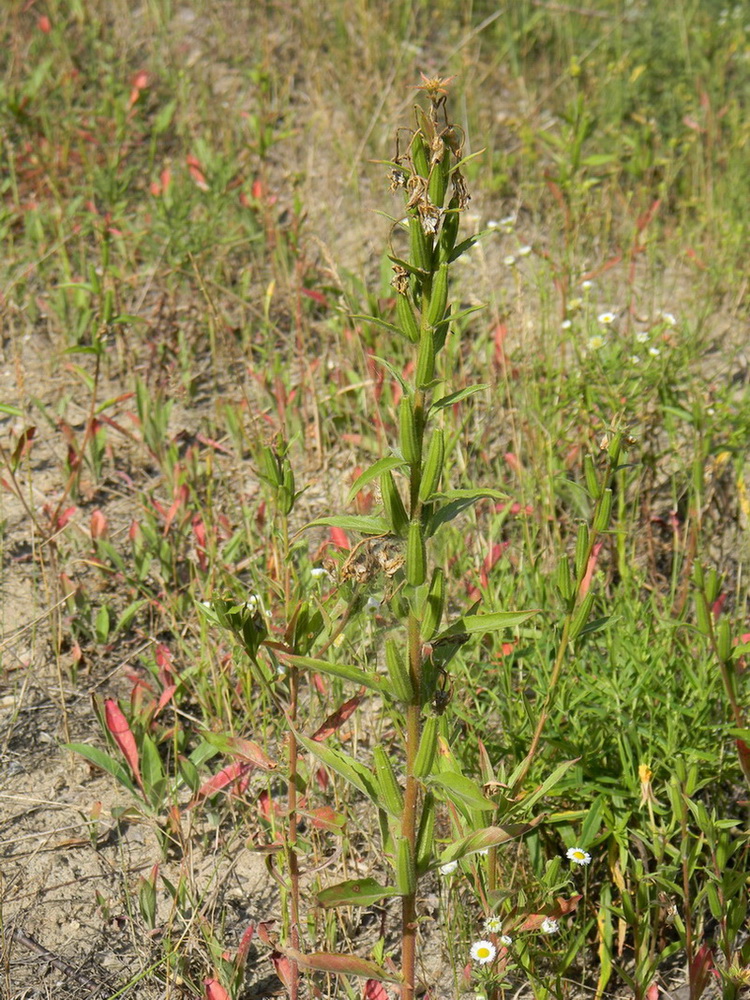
[395,836,416,895]
[694,591,712,637]
[413,716,438,777]
[584,454,601,499]
[692,563,705,588]
[373,746,404,817]
[396,291,420,344]
[415,325,435,388]
[416,792,436,874]
[569,591,595,640]
[574,523,590,581]
[555,557,574,602]
[593,488,613,533]
[716,617,732,663]
[439,196,460,262]
[385,638,414,702]
[399,397,421,466]
[411,132,430,178]
[409,215,431,273]
[281,462,295,514]
[427,161,447,209]
[419,428,444,502]
[381,470,409,537]
[705,568,721,605]
[406,520,426,587]
[426,262,449,328]
[421,567,445,641]
[607,431,623,465]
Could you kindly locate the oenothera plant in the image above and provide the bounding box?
[286,77,543,999]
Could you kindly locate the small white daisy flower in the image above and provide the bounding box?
[499,935,512,947]
[540,917,559,934]
[500,214,516,231]
[581,280,594,291]
[648,346,661,356]
[310,567,329,579]
[484,916,503,934]
[504,255,516,267]
[567,297,582,312]
[439,860,458,875]
[597,311,616,325]
[518,244,532,256]
[561,319,572,330]
[588,334,606,350]
[630,355,640,364]
[635,331,650,343]
[566,847,591,866]
[470,940,497,965]
[486,219,500,230]
[660,311,677,326]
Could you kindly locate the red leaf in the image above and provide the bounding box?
[104,699,142,789]
[187,154,209,191]
[204,978,230,1000]
[90,509,108,540]
[236,923,255,965]
[329,527,350,550]
[270,952,295,991]
[191,762,251,805]
[645,983,659,1000]
[306,805,346,831]
[364,979,389,1000]
[155,684,177,716]
[38,15,51,33]
[224,736,277,771]
[579,541,602,598]
[312,695,363,742]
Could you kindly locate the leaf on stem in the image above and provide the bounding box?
[438,821,541,865]
[103,699,143,789]
[282,947,402,983]
[316,878,400,908]
[346,456,406,505]
[280,653,386,694]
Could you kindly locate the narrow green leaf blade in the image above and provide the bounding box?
[316,878,400,908]
[64,743,138,796]
[430,385,489,412]
[427,771,497,810]
[304,515,391,536]
[295,731,378,802]
[439,821,539,865]
[346,456,406,505]
[281,653,386,694]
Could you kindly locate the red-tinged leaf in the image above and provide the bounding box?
[270,952,295,991]
[187,154,209,191]
[216,736,277,771]
[12,426,36,467]
[645,983,659,1000]
[191,761,251,805]
[364,979,389,1000]
[204,978,230,1000]
[736,738,750,776]
[519,895,582,931]
[236,923,255,965]
[155,684,177,716]
[283,948,401,983]
[312,695,364,742]
[104,699,142,789]
[313,673,328,696]
[580,541,602,598]
[90,508,108,540]
[38,15,52,32]
[195,432,232,455]
[301,287,328,307]
[329,526,350,550]
[306,806,346,831]
[315,765,329,790]
[56,505,78,530]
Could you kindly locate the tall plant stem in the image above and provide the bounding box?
[401,611,423,1000]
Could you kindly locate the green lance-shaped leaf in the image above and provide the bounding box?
[396,291,420,344]
[399,396,421,466]
[347,455,405,505]
[305,514,391,535]
[437,608,540,639]
[425,488,507,532]
[419,428,444,502]
[295,730,379,802]
[381,470,409,537]
[406,520,426,587]
[428,770,497,811]
[438,821,540,866]
[280,653,386,694]
[316,878,400,909]
[64,743,139,798]
[385,638,414,702]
